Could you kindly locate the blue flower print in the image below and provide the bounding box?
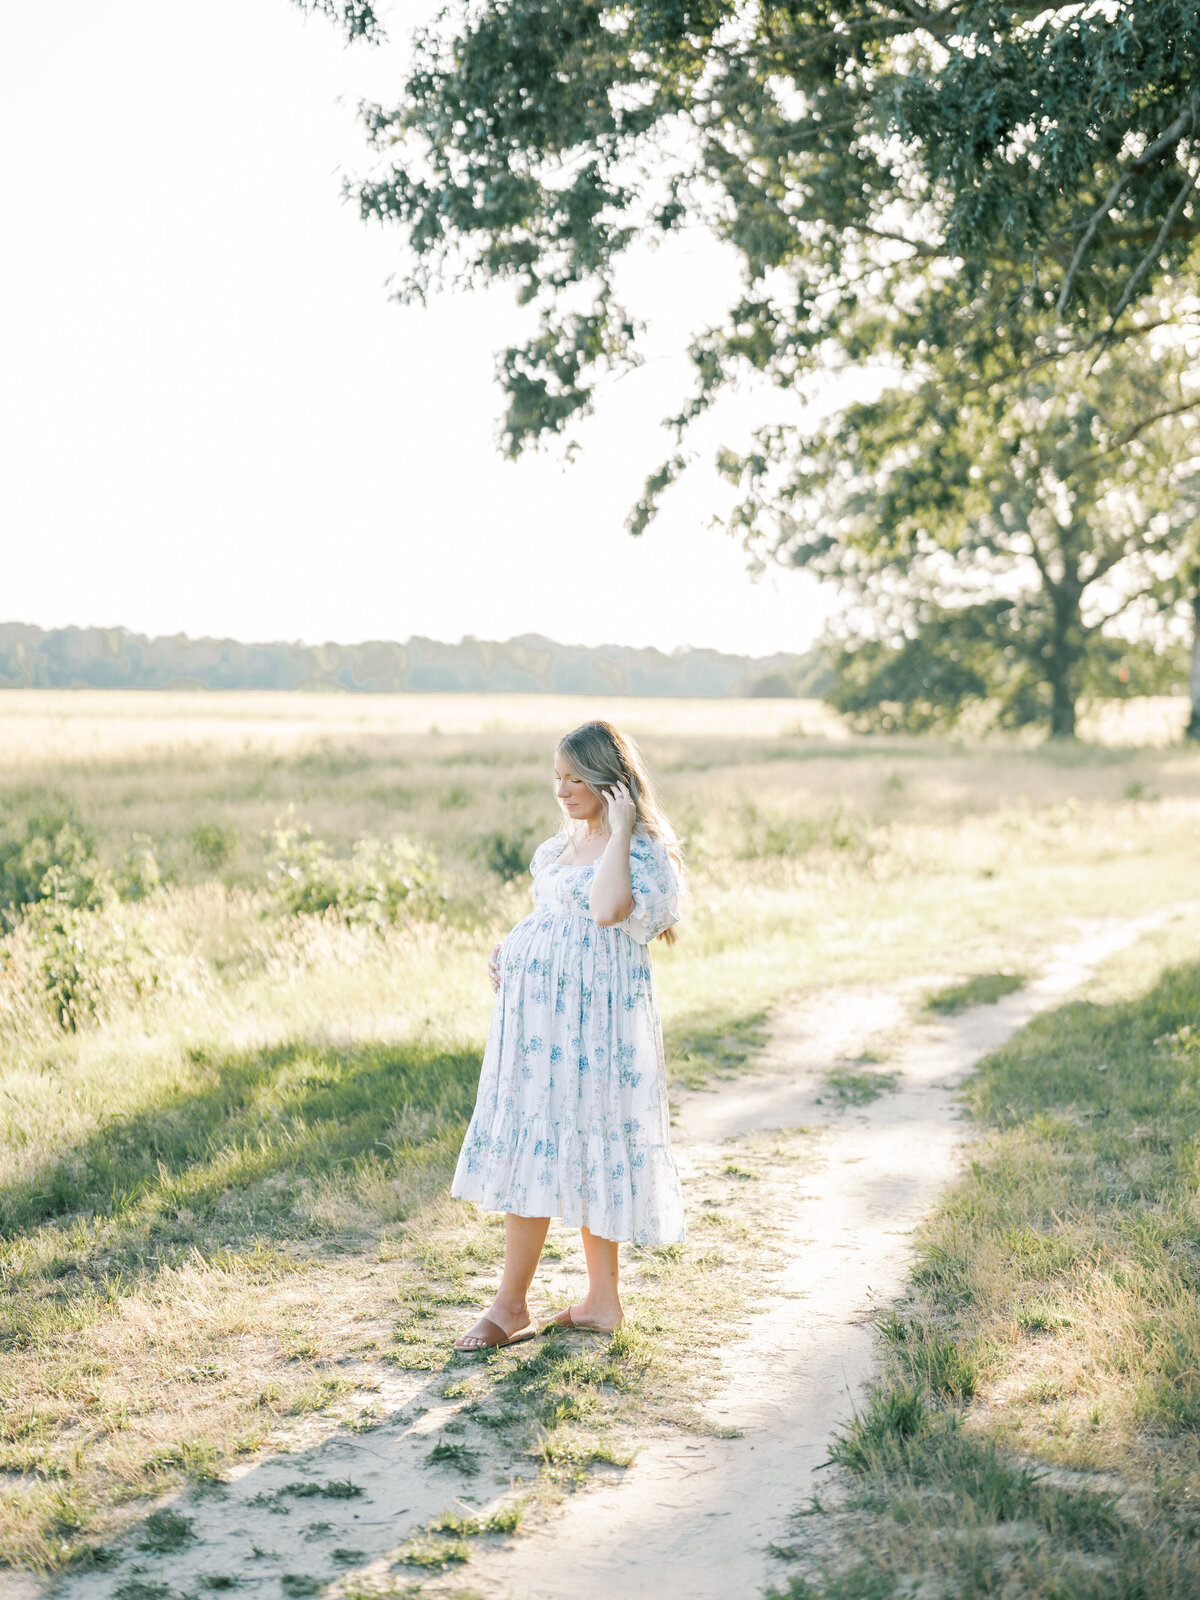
[450,825,686,1247]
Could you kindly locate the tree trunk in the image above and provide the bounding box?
[1046,583,1081,739]
[1049,670,1076,739]
[1186,593,1200,741]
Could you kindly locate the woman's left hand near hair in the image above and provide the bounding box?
[604,780,636,838]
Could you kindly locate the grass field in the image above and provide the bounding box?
[0,689,1198,1580]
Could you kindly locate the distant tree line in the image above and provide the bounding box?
[0,623,830,699]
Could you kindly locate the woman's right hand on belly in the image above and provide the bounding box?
[487,942,503,993]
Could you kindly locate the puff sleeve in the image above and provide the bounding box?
[615,832,680,944]
[529,830,565,876]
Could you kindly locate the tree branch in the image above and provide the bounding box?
[1105,156,1200,336]
[1081,586,1161,635]
[843,221,939,257]
[1067,391,1200,477]
[1057,96,1197,318]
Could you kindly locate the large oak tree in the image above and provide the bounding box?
[312,1,1200,732]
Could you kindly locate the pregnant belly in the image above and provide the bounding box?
[498,909,602,1011]
[502,908,588,958]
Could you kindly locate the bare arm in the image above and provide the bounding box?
[590,780,635,926]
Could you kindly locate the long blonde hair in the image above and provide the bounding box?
[555,719,686,944]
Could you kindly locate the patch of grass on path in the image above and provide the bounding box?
[771,919,1200,1599]
[822,1065,900,1106]
[667,1011,769,1089]
[924,970,1025,1014]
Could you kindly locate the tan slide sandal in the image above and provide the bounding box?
[539,1307,619,1335]
[453,1317,537,1352]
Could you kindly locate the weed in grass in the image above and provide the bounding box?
[463,1402,522,1432]
[179,1363,228,1383]
[279,1330,323,1362]
[342,1583,423,1600]
[343,1411,382,1434]
[877,1317,980,1399]
[722,1163,760,1180]
[424,1440,481,1475]
[144,1441,225,1486]
[427,1509,481,1537]
[766,1565,909,1599]
[66,1541,120,1571]
[113,1583,173,1600]
[419,1500,523,1540]
[823,1066,900,1106]
[383,1344,444,1372]
[538,1430,633,1477]
[247,1492,291,1515]
[482,1500,524,1534]
[393,1533,470,1568]
[42,1487,87,1540]
[827,1383,937,1474]
[330,1548,367,1564]
[136,1509,196,1554]
[766,1541,802,1561]
[250,1478,364,1512]
[924,972,1025,1014]
[280,1574,325,1597]
[198,1578,241,1592]
[289,1377,355,1415]
[284,1478,363,1500]
[1014,1297,1073,1333]
[910,1241,972,1300]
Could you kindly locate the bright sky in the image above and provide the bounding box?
[0,0,836,658]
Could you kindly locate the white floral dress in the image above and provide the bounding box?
[451,825,686,1246]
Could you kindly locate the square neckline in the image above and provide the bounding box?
[551,830,610,871]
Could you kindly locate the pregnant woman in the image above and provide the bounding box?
[450,718,686,1350]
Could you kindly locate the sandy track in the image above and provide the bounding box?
[19,912,1174,1600]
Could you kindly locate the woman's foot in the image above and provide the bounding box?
[540,1299,624,1334]
[454,1295,533,1351]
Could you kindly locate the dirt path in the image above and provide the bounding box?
[453,911,1176,1600]
[25,912,1175,1600]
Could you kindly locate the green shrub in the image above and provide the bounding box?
[189,822,238,872]
[474,825,536,880]
[20,899,163,1033]
[113,834,162,901]
[0,802,107,927]
[265,818,440,926]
